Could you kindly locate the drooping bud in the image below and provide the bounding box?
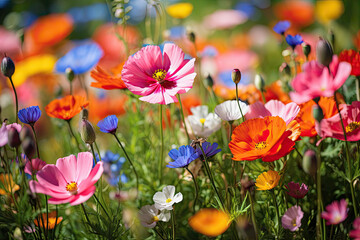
[204,74,214,88]
[20,126,34,142]
[66,68,75,82]
[22,138,36,160]
[79,119,96,144]
[81,109,89,120]
[1,56,15,78]
[279,63,291,77]
[232,69,241,84]
[302,150,317,177]
[8,126,21,148]
[254,74,265,91]
[188,32,196,44]
[316,38,333,67]
[302,43,311,59]
[312,105,324,123]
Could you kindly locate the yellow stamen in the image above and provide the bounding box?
[346,121,360,133]
[166,198,172,203]
[152,216,159,222]
[291,219,297,227]
[66,182,78,195]
[153,69,167,83]
[255,141,267,150]
[199,118,206,124]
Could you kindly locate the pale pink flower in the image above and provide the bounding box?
[0,123,22,147]
[203,10,247,30]
[316,101,360,142]
[29,152,103,206]
[121,43,196,105]
[245,100,300,125]
[321,199,348,225]
[25,158,47,176]
[350,217,360,239]
[282,205,304,232]
[290,56,351,104]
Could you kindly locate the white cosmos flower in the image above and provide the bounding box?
[153,185,183,210]
[187,105,222,138]
[214,100,249,122]
[138,204,170,228]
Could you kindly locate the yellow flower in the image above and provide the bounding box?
[315,0,344,24]
[255,170,280,191]
[166,3,193,19]
[12,54,57,87]
[0,174,20,195]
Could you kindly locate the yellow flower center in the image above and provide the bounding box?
[346,121,360,133]
[66,182,78,195]
[152,216,159,222]
[291,219,297,227]
[255,141,267,150]
[199,118,206,124]
[153,69,167,83]
[166,198,172,203]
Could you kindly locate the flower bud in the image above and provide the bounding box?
[66,68,75,82]
[188,32,196,43]
[279,63,291,76]
[79,119,96,144]
[232,69,241,84]
[312,105,324,123]
[81,109,89,120]
[316,38,333,67]
[254,74,265,91]
[1,56,15,78]
[20,126,34,142]
[8,126,21,148]
[204,74,214,88]
[302,43,311,59]
[22,138,36,160]
[302,150,317,176]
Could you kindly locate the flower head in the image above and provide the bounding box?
[349,217,360,239]
[90,64,127,90]
[18,106,42,125]
[0,174,20,195]
[189,208,230,237]
[339,49,360,76]
[121,43,196,105]
[282,205,304,232]
[255,170,280,191]
[285,182,309,199]
[153,185,183,210]
[138,204,170,228]
[34,211,63,230]
[97,115,118,134]
[0,123,22,147]
[25,158,47,176]
[196,142,221,159]
[29,152,103,206]
[273,20,290,35]
[229,116,295,162]
[166,3,193,19]
[214,100,249,122]
[321,199,348,225]
[45,95,89,120]
[167,145,199,168]
[55,42,103,75]
[188,106,222,138]
[286,34,304,49]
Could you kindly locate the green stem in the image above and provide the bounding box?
[93,194,111,220]
[30,124,40,159]
[159,104,164,182]
[94,141,102,161]
[45,196,49,237]
[8,76,18,123]
[261,91,266,104]
[249,192,259,240]
[171,210,176,240]
[316,142,323,240]
[154,227,166,240]
[65,119,81,151]
[81,204,91,226]
[177,94,191,142]
[235,83,245,122]
[186,167,199,213]
[90,143,97,166]
[271,190,280,238]
[356,76,360,102]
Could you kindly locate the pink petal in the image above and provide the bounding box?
[78,161,103,193]
[76,152,94,183]
[332,62,351,90]
[265,100,300,124]
[69,185,96,206]
[56,155,77,182]
[245,101,271,120]
[36,165,68,193]
[48,196,75,205]
[163,43,185,75]
[29,180,69,199]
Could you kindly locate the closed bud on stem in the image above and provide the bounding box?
[279,63,291,76]
[188,32,196,44]
[312,105,324,123]
[254,74,265,91]
[204,74,214,88]
[22,138,36,160]
[303,150,317,177]
[8,127,21,148]
[66,68,75,82]
[1,56,15,78]
[316,38,333,67]
[232,69,241,84]
[79,119,96,144]
[81,109,89,120]
[302,43,311,59]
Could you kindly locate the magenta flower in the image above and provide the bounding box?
[321,199,348,225]
[29,152,103,206]
[245,100,300,125]
[121,43,196,105]
[316,101,360,142]
[290,56,351,104]
[282,205,304,232]
[285,181,308,199]
[25,158,46,176]
[350,217,360,239]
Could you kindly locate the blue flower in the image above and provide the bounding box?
[18,106,41,124]
[286,34,303,49]
[196,142,221,159]
[167,145,199,168]
[273,21,290,35]
[55,42,103,75]
[108,174,128,186]
[97,115,118,133]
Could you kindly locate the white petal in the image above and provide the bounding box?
[163,185,175,198]
[153,192,167,204]
[172,192,183,203]
[158,210,171,222]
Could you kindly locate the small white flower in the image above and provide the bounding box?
[187,105,222,138]
[153,185,183,210]
[138,204,170,228]
[214,100,249,122]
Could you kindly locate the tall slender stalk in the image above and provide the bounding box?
[186,167,199,213]
[30,124,40,159]
[8,76,18,123]
[65,119,81,151]
[171,210,176,240]
[159,104,164,182]
[177,94,191,141]
[235,83,245,122]
[271,190,280,238]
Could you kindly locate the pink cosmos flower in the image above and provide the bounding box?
[321,199,348,225]
[121,43,196,105]
[290,56,351,104]
[245,100,300,125]
[25,158,47,176]
[285,181,308,199]
[0,123,22,147]
[282,205,304,232]
[350,217,360,239]
[316,101,360,142]
[29,152,103,206]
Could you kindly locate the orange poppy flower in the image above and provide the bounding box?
[264,80,291,104]
[189,209,230,237]
[90,64,127,90]
[34,211,63,229]
[45,95,89,120]
[274,0,314,28]
[339,50,360,76]
[0,174,20,195]
[255,170,280,191]
[229,116,295,162]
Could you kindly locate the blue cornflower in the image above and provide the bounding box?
[273,21,290,35]
[55,42,103,74]
[286,34,303,49]
[98,150,128,186]
[18,106,41,125]
[167,145,199,168]
[97,115,118,133]
[197,142,221,159]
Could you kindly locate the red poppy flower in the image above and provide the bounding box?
[339,49,360,76]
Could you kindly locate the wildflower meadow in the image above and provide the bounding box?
[1,0,360,239]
